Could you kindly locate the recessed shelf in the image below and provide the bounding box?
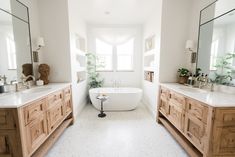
[144,67,155,72]
[144,49,156,57]
[76,66,86,71]
[75,49,86,57]
[144,71,154,82]
[77,71,86,84]
[144,79,154,84]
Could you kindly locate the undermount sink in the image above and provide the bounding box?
[21,87,51,94]
[179,87,208,93]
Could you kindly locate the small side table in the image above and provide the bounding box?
[96,95,108,118]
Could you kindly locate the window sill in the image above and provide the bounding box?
[96,70,134,72]
[96,70,114,72]
[116,70,135,72]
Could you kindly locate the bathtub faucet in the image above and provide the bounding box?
[112,80,121,88]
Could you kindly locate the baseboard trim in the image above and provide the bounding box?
[142,100,156,118]
[73,100,88,121]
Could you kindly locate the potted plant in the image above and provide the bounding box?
[178,68,189,84]
[86,53,104,89]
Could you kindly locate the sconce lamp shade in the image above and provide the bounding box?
[36,37,45,47]
[185,40,194,50]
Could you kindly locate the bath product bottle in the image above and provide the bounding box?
[0,82,4,93]
[187,74,193,85]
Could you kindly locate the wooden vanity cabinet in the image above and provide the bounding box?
[0,85,74,157]
[157,86,235,157]
[159,88,170,116]
[25,114,48,154]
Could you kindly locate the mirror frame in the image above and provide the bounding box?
[196,0,235,71]
[0,0,33,76]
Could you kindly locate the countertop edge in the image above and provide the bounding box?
[160,83,235,108]
[0,83,71,109]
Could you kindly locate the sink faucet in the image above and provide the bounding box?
[21,75,36,89]
[0,75,7,85]
[197,74,208,89]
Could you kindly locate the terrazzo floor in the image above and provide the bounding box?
[45,104,188,157]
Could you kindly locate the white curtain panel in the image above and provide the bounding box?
[91,27,137,45]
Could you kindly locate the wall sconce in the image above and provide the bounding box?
[185,40,197,63]
[33,37,45,62]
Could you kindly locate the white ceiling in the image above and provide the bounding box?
[76,0,159,25]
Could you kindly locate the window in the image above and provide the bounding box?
[96,39,113,71]
[6,37,17,70]
[95,38,134,72]
[117,38,134,71]
[210,39,219,71]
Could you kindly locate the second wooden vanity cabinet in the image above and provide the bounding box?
[158,85,235,157]
[0,85,73,157]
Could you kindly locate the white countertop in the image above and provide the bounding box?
[0,83,71,108]
[161,83,235,107]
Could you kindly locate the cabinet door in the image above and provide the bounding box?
[47,102,64,133]
[212,126,235,156]
[25,115,48,154]
[184,113,206,151]
[0,134,12,157]
[64,97,72,116]
[159,96,169,116]
[0,131,22,157]
[0,110,16,130]
[168,100,185,131]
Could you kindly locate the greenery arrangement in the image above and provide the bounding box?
[177,68,190,84]
[209,52,235,85]
[86,53,104,89]
[177,68,190,77]
[195,68,202,77]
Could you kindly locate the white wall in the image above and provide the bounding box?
[159,0,193,83]
[37,0,88,117]
[19,0,41,49]
[143,0,197,117]
[188,0,215,42]
[38,0,71,82]
[87,25,143,88]
[67,0,88,117]
[19,0,42,79]
[142,0,162,117]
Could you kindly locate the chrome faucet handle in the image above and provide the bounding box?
[11,81,20,92]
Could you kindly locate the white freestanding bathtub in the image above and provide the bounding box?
[89,87,143,111]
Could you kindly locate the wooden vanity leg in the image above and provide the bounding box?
[203,108,215,157]
[156,88,162,124]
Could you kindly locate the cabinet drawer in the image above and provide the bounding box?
[186,99,208,124]
[48,91,63,108]
[25,115,48,154]
[0,110,16,130]
[169,92,186,109]
[23,99,46,125]
[47,102,64,132]
[159,96,169,116]
[168,101,185,131]
[64,87,71,99]
[215,109,235,126]
[184,113,206,151]
[160,87,169,99]
[64,97,72,116]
